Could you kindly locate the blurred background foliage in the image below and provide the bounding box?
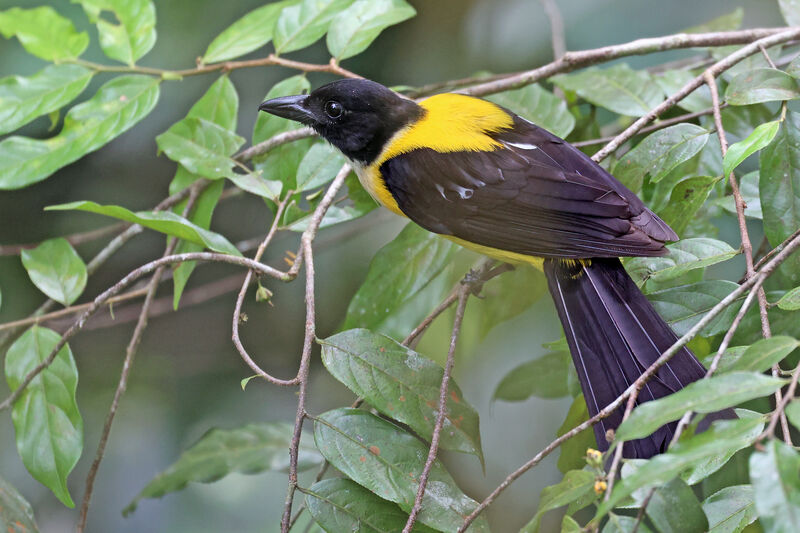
[0,0,791,532]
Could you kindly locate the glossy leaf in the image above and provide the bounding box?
[0,7,88,61]
[46,201,241,256]
[760,111,800,284]
[494,350,572,401]
[327,0,415,60]
[157,118,245,179]
[124,422,321,515]
[556,394,596,473]
[274,0,354,54]
[719,336,799,373]
[723,120,780,177]
[749,440,800,533]
[552,64,664,117]
[343,223,458,331]
[0,75,160,190]
[715,171,761,219]
[647,279,740,336]
[646,478,707,533]
[776,286,800,310]
[520,470,595,533]
[725,68,800,105]
[702,485,757,533]
[228,173,282,201]
[203,0,300,63]
[0,65,93,135]
[596,417,765,521]
[20,238,87,306]
[614,124,709,190]
[779,0,800,26]
[487,84,575,138]
[616,372,785,441]
[186,75,239,131]
[5,327,82,508]
[0,475,39,533]
[304,478,437,533]
[626,238,737,290]
[72,0,156,65]
[655,70,713,113]
[296,142,346,192]
[313,408,489,532]
[320,329,483,460]
[656,176,720,236]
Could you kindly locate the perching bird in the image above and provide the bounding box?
[259,78,726,458]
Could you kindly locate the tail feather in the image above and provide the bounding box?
[544,258,727,459]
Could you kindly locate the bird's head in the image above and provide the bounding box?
[258,78,422,164]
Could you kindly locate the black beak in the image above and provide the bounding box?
[258,95,315,124]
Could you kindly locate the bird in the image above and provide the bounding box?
[258,78,728,458]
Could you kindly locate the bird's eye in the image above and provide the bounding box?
[324,100,343,119]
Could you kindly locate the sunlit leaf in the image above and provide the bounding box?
[304,478,437,533]
[656,176,720,236]
[626,238,737,290]
[723,120,780,176]
[274,0,354,54]
[487,84,575,138]
[0,65,93,135]
[776,286,800,310]
[124,422,322,515]
[520,470,595,533]
[327,0,415,60]
[186,75,239,131]
[646,478,707,533]
[319,329,483,460]
[313,408,489,532]
[749,440,800,533]
[0,475,39,532]
[0,7,88,61]
[46,201,242,256]
[702,485,757,533]
[72,0,156,65]
[5,327,82,508]
[616,372,785,441]
[556,394,596,474]
[0,75,160,190]
[203,0,300,63]
[157,118,244,179]
[20,238,87,306]
[296,142,346,192]
[552,64,664,117]
[725,68,800,105]
[655,70,713,113]
[494,350,572,401]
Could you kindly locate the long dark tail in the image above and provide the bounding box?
[543,257,725,459]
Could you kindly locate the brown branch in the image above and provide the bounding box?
[235,128,316,162]
[0,223,126,257]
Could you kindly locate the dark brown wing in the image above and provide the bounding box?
[379,115,677,259]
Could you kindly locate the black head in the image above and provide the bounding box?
[258,78,423,164]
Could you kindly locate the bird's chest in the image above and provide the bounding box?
[352,161,405,216]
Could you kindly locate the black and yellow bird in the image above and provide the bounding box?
[259,78,724,458]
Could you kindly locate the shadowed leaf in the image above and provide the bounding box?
[494,350,573,401]
[645,478,708,533]
[327,0,416,60]
[725,68,800,105]
[626,238,737,291]
[0,475,39,532]
[520,470,596,533]
[749,440,800,533]
[702,485,757,533]
[487,84,575,138]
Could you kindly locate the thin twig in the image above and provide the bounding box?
[235,128,316,162]
[0,223,126,256]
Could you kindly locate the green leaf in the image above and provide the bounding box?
[0,75,160,190]
[319,329,483,461]
[0,475,39,533]
[613,124,709,190]
[702,485,757,533]
[487,84,575,138]
[46,201,242,256]
[343,223,458,331]
[616,372,785,441]
[228,172,282,201]
[556,394,596,473]
[156,118,245,179]
[0,65,93,135]
[646,478,708,533]
[779,0,800,26]
[655,70,713,113]
[296,142,346,192]
[626,238,737,290]
[72,0,156,65]
[561,515,581,533]
[760,111,800,284]
[552,64,664,117]
[494,350,572,401]
[749,440,800,533]
[124,422,321,515]
[656,176,720,236]
[203,0,300,63]
[683,8,743,33]
[313,408,489,533]
[327,0,415,60]
[472,264,547,338]
[776,286,800,310]
[186,75,239,131]
[723,120,781,177]
[20,238,87,306]
[714,171,761,219]
[595,417,765,521]
[720,336,799,373]
[602,514,653,533]
[304,478,437,533]
[725,68,800,105]
[0,7,89,61]
[5,327,82,508]
[647,279,740,336]
[786,400,800,430]
[520,470,595,533]
[274,0,354,54]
